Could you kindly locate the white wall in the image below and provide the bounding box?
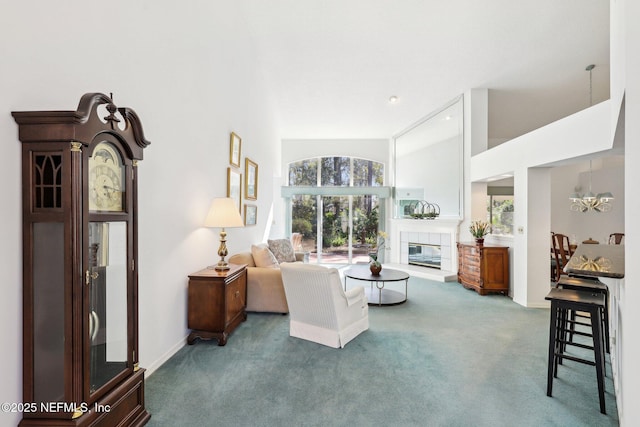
[0,3,280,426]
[521,167,551,307]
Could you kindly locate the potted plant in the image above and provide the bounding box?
[469,220,490,245]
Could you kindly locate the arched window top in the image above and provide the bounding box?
[288,156,384,187]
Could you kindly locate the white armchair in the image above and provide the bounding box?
[280,263,369,348]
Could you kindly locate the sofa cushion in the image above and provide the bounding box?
[268,238,296,263]
[251,244,279,268]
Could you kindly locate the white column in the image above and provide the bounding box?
[463,89,489,239]
[512,166,551,307]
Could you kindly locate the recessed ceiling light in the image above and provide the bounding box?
[388,96,398,104]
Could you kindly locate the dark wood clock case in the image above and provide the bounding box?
[12,93,151,426]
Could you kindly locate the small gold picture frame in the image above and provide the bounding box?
[245,158,258,200]
[230,132,242,168]
[244,204,257,226]
[227,167,242,212]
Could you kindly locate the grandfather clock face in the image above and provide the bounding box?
[88,141,125,211]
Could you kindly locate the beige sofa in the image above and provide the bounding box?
[228,251,307,314]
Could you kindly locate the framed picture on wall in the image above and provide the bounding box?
[227,167,242,212]
[230,132,242,168]
[245,158,258,200]
[244,204,257,226]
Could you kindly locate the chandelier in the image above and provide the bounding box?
[569,160,614,212]
[568,64,614,213]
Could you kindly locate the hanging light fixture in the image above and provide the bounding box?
[569,160,614,212]
[569,64,614,213]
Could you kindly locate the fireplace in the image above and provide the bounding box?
[408,242,441,269]
[390,218,459,274]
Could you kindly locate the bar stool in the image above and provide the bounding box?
[546,287,606,414]
[557,276,610,353]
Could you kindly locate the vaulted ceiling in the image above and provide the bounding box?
[240,0,610,141]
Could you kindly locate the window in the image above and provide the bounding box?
[287,157,385,264]
[321,156,350,186]
[288,156,383,187]
[288,159,318,186]
[353,158,383,187]
[488,195,514,236]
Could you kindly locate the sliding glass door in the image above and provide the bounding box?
[287,156,387,265]
[290,193,381,265]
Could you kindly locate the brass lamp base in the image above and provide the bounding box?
[208,228,230,271]
[213,261,230,271]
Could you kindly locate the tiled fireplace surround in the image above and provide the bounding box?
[389,218,460,279]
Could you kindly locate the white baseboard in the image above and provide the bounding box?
[143,335,188,378]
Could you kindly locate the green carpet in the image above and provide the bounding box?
[145,277,619,426]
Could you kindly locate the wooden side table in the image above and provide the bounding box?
[187,263,247,345]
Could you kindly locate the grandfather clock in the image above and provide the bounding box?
[13,93,150,426]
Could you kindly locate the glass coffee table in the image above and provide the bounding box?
[344,265,410,306]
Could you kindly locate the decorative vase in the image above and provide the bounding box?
[370,263,382,276]
[475,238,484,246]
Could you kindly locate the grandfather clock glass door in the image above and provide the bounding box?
[87,139,132,398]
[87,222,129,393]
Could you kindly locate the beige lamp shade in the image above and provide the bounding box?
[204,198,244,228]
[204,197,243,271]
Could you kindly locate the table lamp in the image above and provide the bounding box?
[204,197,244,270]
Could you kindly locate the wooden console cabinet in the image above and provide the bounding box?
[187,264,247,345]
[457,242,509,295]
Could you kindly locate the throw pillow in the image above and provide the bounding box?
[251,243,279,268]
[268,238,296,264]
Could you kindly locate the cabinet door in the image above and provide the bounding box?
[225,276,246,324]
[481,249,508,290]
